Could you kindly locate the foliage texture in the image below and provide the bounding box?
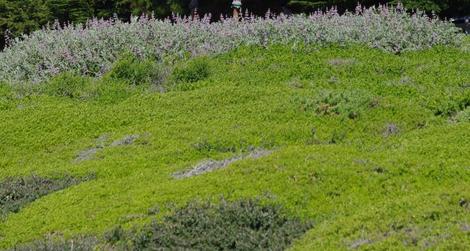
[0,4,463,84]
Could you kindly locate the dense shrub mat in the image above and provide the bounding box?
[0,44,469,249]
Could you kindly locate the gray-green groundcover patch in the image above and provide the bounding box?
[0,175,94,217]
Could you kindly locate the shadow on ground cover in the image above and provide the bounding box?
[0,174,95,218]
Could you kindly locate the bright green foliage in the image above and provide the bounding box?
[39,64,161,102]
[171,57,210,86]
[108,53,166,86]
[299,89,375,119]
[0,44,469,250]
[42,72,95,99]
[0,84,14,110]
[429,92,470,117]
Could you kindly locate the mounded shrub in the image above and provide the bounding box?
[107,199,312,250]
[431,95,470,118]
[107,53,166,86]
[42,72,94,99]
[41,69,147,101]
[300,89,375,119]
[171,57,210,84]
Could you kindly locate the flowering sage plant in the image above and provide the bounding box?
[0,4,463,84]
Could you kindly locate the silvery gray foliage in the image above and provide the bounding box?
[0,4,463,84]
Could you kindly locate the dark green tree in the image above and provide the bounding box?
[0,0,188,49]
[46,0,94,23]
[286,0,470,15]
[0,0,50,48]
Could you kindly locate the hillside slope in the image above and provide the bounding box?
[0,44,469,250]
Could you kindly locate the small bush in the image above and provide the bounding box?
[430,94,470,118]
[107,199,312,250]
[301,90,374,119]
[171,57,210,84]
[108,53,165,86]
[329,129,347,144]
[14,56,165,101]
[192,139,243,154]
[42,72,94,99]
[91,79,141,104]
[0,174,94,217]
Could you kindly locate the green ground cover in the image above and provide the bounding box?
[0,43,469,250]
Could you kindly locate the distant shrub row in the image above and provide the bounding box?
[0,4,463,84]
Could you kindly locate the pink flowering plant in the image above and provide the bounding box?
[0,4,463,84]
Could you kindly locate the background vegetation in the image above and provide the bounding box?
[1,0,469,50]
[0,5,462,84]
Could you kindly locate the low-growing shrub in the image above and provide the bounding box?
[192,138,245,154]
[329,129,348,144]
[107,199,312,250]
[300,90,375,119]
[429,92,470,118]
[40,70,144,101]
[90,80,139,104]
[171,57,210,84]
[107,53,166,86]
[42,72,94,99]
[0,174,94,217]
